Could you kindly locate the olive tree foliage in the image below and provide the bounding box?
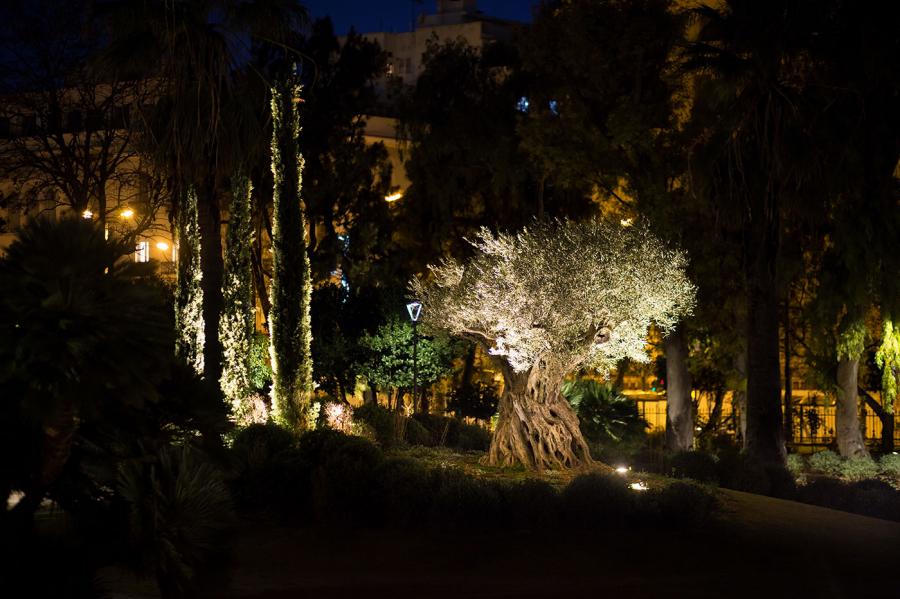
[413,218,695,470]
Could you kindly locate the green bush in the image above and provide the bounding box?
[561,473,635,530]
[231,422,295,469]
[846,479,900,520]
[808,450,843,476]
[412,413,461,446]
[797,478,852,511]
[669,451,718,483]
[786,453,806,478]
[117,445,235,597]
[404,417,434,446]
[798,478,900,521]
[840,456,880,481]
[295,429,383,524]
[373,457,433,528]
[428,468,504,530]
[878,453,900,477]
[639,481,719,529]
[352,402,399,448]
[561,380,647,450]
[716,452,795,498]
[503,479,561,531]
[456,422,492,451]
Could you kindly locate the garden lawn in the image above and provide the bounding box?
[102,451,900,599]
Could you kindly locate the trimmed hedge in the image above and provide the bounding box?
[230,428,719,532]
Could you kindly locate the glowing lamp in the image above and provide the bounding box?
[630,481,649,491]
[406,301,422,322]
[385,191,403,202]
[82,209,93,219]
[121,208,134,218]
[615,466,629,475]
[156,241,170,252]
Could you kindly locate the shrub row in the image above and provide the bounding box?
[795,450,898,481]
[352,403,491,451]
[229,426,718,532]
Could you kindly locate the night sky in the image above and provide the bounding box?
[302,0,536,35]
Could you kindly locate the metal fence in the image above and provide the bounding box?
[634,395,900,448]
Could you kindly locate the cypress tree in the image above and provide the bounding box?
[174,186,204,374]
[220,173,256,421]
[268,76,313,428]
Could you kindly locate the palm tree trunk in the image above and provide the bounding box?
[665,326,693,451]
[744,214,786,464]
[782,302,793,443]
[836,357,868,457]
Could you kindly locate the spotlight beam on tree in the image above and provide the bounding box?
[413,219,695,470]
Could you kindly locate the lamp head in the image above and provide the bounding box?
[406,301,422,323]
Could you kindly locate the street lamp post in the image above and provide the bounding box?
[406,301,422,410]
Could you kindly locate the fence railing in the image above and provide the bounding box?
[634,397,900,447]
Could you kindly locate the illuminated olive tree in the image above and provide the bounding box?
[268,77,314,428]
[413,219,695,470]
[174,186,204,375]
[220,173,256,421]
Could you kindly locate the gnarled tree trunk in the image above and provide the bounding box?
[665,326,693,451]
[836,357,868,457]
[486,356,591,471]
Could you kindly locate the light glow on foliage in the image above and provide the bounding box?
[268,78,314,428]
[412,219,695,374]
[174,186,204,375]
[876,319,900,414]
[220,174,255,420]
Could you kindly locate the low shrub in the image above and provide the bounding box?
[786,454,806,478]
[798,478,900,521]
[840,456,880,482]
[846,479,900,520]
[669,451,718,483]
[797,478,852,512]
[404,417,434,447]
[231,422,295,469]
[296,429,383,525]
[878,453,900,478]
[352,403,400,448]
[428,468,504,530]
[639,481,719,529]
[412,413,461,446]
[373,457,433,528]
[503,479,561,531]
[717,452,788,496]
[456,422,492,451]
[561,473,634,530]
[808,450,843,476]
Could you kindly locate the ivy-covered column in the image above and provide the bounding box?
[835,318,867,458]
[268,76,313,429]
[220,173,256,422]
[175,186,205,375]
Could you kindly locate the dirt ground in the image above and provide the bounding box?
[103,488,900,598]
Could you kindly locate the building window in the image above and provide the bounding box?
[135,241,149,263]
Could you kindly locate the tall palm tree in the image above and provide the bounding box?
[684,0,832,464]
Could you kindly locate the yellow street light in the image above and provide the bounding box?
[384,191,403,203]
[121,208,134,219]
[156,241,170,252]
[82,209,93,219]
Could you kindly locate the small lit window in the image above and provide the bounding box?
[135,241,149,263]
